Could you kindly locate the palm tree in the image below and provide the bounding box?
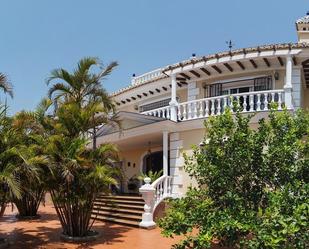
[0,105,20,217]
[0,73,13,98]
[46,136,118,237]
[45,102,119,237]
[46,57,119,149]
[46,57,117,109]
[8,99,53,218]
[43,57,120,240]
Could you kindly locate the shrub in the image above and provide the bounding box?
[159,108,309,249]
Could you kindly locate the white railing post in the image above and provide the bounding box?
[284,55,293,109]
[139,177,156,229]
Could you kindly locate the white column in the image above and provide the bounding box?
[169,74,178,122]
[163,131,169,176]
[284,55,293,109]
[171,74,177,102]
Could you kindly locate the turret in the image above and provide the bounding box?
[296,11,309,43]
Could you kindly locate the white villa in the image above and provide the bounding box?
[92,12,309,228]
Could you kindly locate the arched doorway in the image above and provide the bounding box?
[142,151,163,174]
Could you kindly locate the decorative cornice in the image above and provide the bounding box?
[111,43,309,97]
[162,43,309,73]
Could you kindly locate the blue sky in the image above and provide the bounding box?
[0,0,308,113]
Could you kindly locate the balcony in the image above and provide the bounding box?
[131,68,164,86]
[141,89,286,121]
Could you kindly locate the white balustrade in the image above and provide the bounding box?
[132,68,163,86]
[142,90,286,121]
[141,106,171,119]
[139,175,173,229]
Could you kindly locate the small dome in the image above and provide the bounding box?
[296,12,309,24]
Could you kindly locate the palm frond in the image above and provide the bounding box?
[97,61,118,80]
[47,83,73,99]
[76,57,100,77]
[0,73,13,98]
[0,164,21,199]
[46,68,73,86]
[36,98,53,116]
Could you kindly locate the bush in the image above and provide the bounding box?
[159,108,309,249]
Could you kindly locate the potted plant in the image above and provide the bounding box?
[138,169,163,183]
[127,176,140,193]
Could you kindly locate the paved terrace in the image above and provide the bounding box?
[0,202,231,249]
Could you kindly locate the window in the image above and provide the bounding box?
[139,98,177,112]
[254,76,272,91]
[204,76,272,98]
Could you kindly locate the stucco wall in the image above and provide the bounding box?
[177,129,205,194]
[173,120,265,194]
[302,86,309,110]
[119,145,162,193]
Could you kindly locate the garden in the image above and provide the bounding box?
[0,57,121,246]
[0,58,308,249]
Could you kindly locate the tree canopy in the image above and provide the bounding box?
[159,108,309,249]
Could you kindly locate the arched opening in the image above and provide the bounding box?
[142,151,163,174]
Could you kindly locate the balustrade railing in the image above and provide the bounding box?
[142,105,171,119]
[141,90,285,121]
[152,175,172,209]
[177,90,284,121]
[139,175,173,228]
[131,68,163,85]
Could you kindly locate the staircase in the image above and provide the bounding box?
[92,195,145,227]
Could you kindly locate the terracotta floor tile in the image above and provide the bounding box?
[0,204,181,249]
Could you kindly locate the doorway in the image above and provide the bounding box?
[142,151,163,174]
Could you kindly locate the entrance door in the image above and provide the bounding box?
[143,151,163,174]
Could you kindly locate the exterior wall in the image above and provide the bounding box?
[118,104,136,113]
[292,68,302,109]
[187,82,199,101]
[177,129,203,194]
[119,145,162,193]
[301,85,309,109]
[116,88,187,114]
[170,121,265,195]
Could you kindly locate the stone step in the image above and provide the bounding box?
[93,205,144,215]
[94,202,145,211]
[94,198,145,206]
[92,210,142,222]
[92,215,140,228]
[98,195,143,201]
[92,195,145,227]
